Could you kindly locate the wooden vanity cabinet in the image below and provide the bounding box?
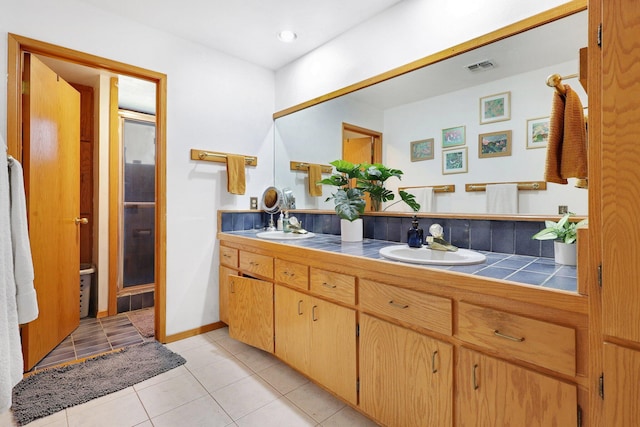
[359,313,453,427]
[225,249,275,353]
[603,343,640,426]
[218,245,239,325]
[228,275,274,353]
[457,347,577,426]
[218,265,237,324]
[274,284,357,405]
[218,235,586,426]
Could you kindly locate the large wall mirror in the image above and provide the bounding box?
[274,9,588,216]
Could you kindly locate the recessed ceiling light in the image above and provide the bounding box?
[277,30,297,43]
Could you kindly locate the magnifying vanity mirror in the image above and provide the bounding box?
[261,186,282,231]
[274,9,588,216]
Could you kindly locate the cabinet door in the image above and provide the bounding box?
[601,0,640,342]
[604,343,640,426]
[228,276,274,353]
[360,314,452,427]
[274,285,311,372]
[219,266,238,324]
[309,297,357,405]
[457,347,576,426]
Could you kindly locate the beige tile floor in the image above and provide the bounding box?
[2,327,380,427]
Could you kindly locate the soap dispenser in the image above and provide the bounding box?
[276,212,284,231]
[407,215,424,248]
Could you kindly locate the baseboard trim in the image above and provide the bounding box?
[164,321,227,344]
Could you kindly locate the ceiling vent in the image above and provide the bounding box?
[466,60,495,72]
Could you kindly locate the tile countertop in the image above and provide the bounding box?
[221,230,577,293]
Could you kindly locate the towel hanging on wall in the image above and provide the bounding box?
[544,84,588,185]
[0,144,39,414]
[486,183,518,214]
[226,154,246,195]
[307,164,323,197]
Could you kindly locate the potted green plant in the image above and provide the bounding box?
[531,212,588,265]
[319,160,420,241]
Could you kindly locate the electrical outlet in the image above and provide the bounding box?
[250,197,258,210]
[558,205,568,214]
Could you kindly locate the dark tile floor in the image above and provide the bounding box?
[33,311,154,371]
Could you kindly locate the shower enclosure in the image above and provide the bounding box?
[120,112,156,290]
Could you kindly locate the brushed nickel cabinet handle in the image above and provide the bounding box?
[388,300,409,309]
[312,305,318,321]
[432,350,438,374]
[494,330,525,342]
[321,282,337,289]
[229,280,235,294]
[297,300,303,315]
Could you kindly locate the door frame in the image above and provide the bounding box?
[6,33,168,342]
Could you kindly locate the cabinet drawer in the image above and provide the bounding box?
[457,301,576,376]
[359,279,452,336]
[310,268,355,305]
[239,251,273,279]
[220,246,238,268]
[275,259,309,290]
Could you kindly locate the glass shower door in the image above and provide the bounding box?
[121,114,156,288]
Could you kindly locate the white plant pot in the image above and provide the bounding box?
[340,218,363,242]
[554,241,577,266]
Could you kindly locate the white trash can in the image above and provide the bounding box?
[80,263,95,318]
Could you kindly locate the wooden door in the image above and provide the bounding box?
[457,347,577,426]
[603,343,640,426]
[274,285,311,373]
[343,136,373,165]
[228,275,274,353]
[601,0,640,343]
[309,297,357,405]
[21,53,81,370]
[359,314,453,427]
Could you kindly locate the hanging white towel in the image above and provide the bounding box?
[486,183,518,214]
[387,187,435,212]
[0,143,38,414]
[412,187,434,212]
[9,158,38,324]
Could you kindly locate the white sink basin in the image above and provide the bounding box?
[256,230,316,240]
[379,245,486,265]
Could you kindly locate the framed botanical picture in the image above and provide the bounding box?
[526,116,550,149]
[480,91,511,124]
[478,130,512,158]
[442,125,466,148]
[442,147,468,174]
[410,138,434,161]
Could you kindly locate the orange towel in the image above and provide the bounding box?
[544,84,588,185]
[226,155,246,195]
[308,164,323,197]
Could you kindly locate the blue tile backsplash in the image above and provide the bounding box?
[220,211,552,258]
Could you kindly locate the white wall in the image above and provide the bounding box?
[383,61,588,215]
[275,0,572,111]
[0,0,275,335]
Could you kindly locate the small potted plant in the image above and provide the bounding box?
[319,160,420,241]
[531,212,588,265]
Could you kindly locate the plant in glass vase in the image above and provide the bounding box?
[319,160,420,241]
